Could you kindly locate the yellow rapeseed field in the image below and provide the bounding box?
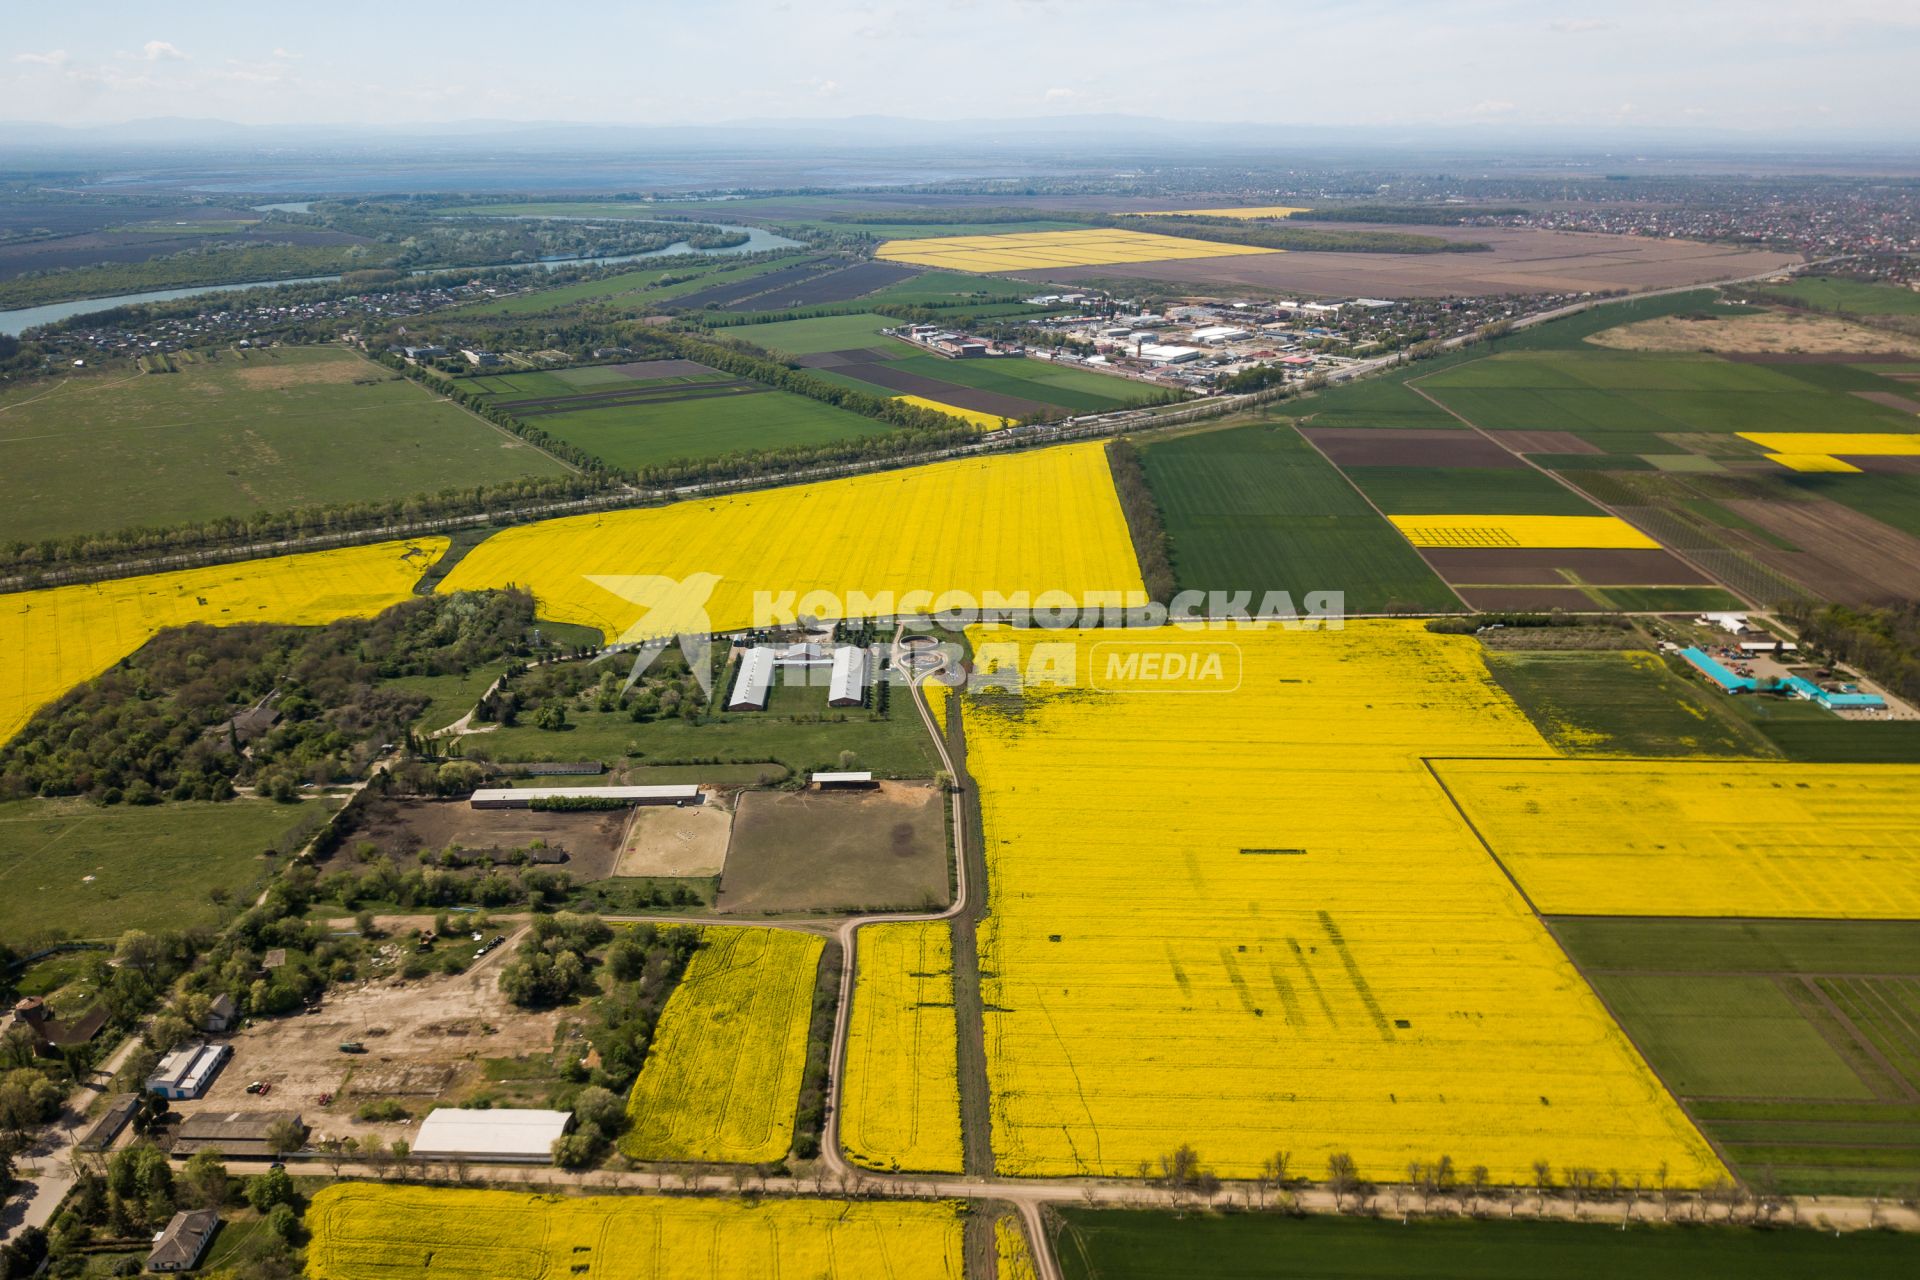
[1437,759,1920,918]
[1129,206,1312,219]
[438,445,1145,641]
[1739,431,1920,455]
[874,228,1276,273]
[0,538,445,748]
[842,921,964,1173]
[1388,514,1659,550]
[962,621,1723,1186]
[995,1215,1039,1280]
[893,394,1013,431]
[1764,453,1863,473]
[623,926,823,1164]
[305,1183,965,1279]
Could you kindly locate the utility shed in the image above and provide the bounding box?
[811,771,876,790]
[147,1209,219,1273]
[172,1109,306,1160]
[468,785,702,810]
[829,646,869,707]
[77,1094,138,1153]
[146,1042,230,1101]
[728,646,775,711]
[412,1107,573,1163]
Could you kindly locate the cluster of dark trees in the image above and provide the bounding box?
[0,591,537,806]
[1784,600,1920,706]
[789,944,842,1160]
[1106,438,1176,604]
[476,647,708,731]
[497,912,613,1009]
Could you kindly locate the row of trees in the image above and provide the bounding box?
[1105,438,1175,604]
[1782,600,1920,708]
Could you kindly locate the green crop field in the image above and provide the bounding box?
[1761,276,1920,317]
[1556,919,1920,1196]
[865,270,1033,304]
[1484,650,1774,758]
[1053,1209,1920,1280]
[513,387,888,471]
[724,313,1150,413]
[1142,421,1459,614]
[731,312,922,356]
[0,797,329,941]
[1418,350,1916,441]
[0,346,566,543]
[1345,466,1601,515]
[797,218,1084,238]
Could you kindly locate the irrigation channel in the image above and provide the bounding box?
[0,224,801,335]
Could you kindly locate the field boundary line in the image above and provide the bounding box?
[1419,754,1745,1185]
[347,346,585,478]
[1289,421,1473,612]
[1399,370,1763,610]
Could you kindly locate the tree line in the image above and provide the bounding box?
[1106,438,1176,604]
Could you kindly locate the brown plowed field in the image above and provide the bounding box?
[1016,226,1801,298]
[1853,390,1920,415]
[1497,430,1603,455]
[343,797,631,882]
[1300,426,1524,468]
[1725,497,1920,602]
[1421,547,1711,585]
[833,361,1052,419]
[1457,586,1597,611]
[1851,455,1920,474]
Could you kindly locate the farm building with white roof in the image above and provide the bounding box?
[412,1107,573,1163]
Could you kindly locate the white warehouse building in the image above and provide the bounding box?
[412,1107,573,1163]
[829,646,869,707]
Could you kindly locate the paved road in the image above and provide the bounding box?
[0,1027,144,1239]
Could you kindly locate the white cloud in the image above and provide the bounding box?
[1549,18,1612,33]
[272,47,301,61]
[1044,86,1076,101]
[12,49,69,67]
[1468,99,1518,116]
[140,40,188,62]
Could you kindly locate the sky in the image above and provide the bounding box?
[4,0,1918,138]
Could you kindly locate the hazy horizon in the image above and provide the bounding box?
[6,1,1919,143]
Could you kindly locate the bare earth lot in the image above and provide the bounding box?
[1587,311,1920,356]
[716,782,947,914]
[345,797,630,881]
[1021,226,1801,297]
[615,798,734,877]
[1726,496,1920,601]
[1421,547,1713,586]
[176,945,556,1148]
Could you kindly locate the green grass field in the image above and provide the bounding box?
[1053,1210,1920,1279]
[0,797,327,941]
[1782,472,1920,539]
[1556,919,1920,1196]
[864,270,1033,304]
[0,346,566,543]
[731,313,922,356]
[1760,276,1920,317]
[1142,421,1459,613]
[381,670,502,734]
[1484,650,1774,758]
[1345,466,1601,516]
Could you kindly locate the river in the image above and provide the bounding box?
[0,224,802,335]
